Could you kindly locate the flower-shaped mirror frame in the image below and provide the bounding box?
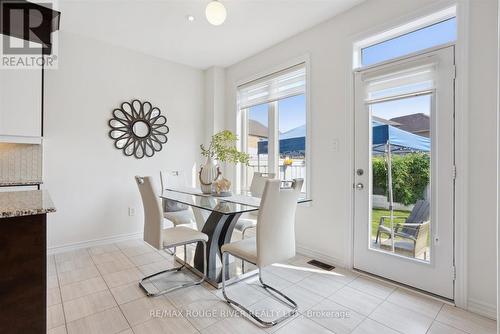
[108,99,169,159]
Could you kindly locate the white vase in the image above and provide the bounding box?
[199,157,221,194]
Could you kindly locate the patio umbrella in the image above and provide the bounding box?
[372,122,430,251]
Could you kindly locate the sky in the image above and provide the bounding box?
[248,17,456,136]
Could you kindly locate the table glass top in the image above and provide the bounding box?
[160,187,310,215]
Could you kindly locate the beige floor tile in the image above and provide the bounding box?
[132,316,198,334]
[274,316,334,334]
[215,282,267,307]
[115,239,147,250]
[247,296,298,324]
[91,251,128,264]
[89,244,120,255]
[201,315,266,334]
[138,259,177,276]
[48,325,67,334]
[57,265,100,286]
[47,287,62,307]
[168,284,220,307]
[95,256,135,275]
[66,307,129,334]
[47,304,65,330]
[63,290,117,322]
[348,276,396,299]
[130,251,165,266]
[245,271,294,291]
[48,255,57,276]
[263,263,313,283]
[369,301,433,334]
[427,321,469,334]
[281,284,325,313]
[120,296,176,326]
[110,282,148,305]
[56,257,95,273]
[436,304,497,334]
[121,244,156,258]
[329,286,383,316]
[181,299,233,331]
[48,274,59,289]
[55,249,91,264]
[351,318,400,334]
[307,299,365,334]
[386,288,443,318]
[102,267,143,288]
[117,330,134,334]
[60,276,108,302]
[298,273,345,297]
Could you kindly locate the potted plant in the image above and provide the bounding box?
[199,130,249,194]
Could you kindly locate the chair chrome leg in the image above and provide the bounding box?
[222,251,298,327]
[140,240,206,297]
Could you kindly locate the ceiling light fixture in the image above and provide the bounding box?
[205,0,226,26]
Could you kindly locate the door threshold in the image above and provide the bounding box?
[353,268,455,305]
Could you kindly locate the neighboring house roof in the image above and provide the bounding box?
[372,116,400,126]
[390,113,430,135]
[248,119,268,138]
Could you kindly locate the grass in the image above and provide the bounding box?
[371,208,411,239]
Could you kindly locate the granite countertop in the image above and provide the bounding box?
[0,190,56,218]
[0,180,43,187]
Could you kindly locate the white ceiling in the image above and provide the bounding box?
[59,0,364,69]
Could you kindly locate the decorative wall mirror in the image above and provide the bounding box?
[108,99,169,159]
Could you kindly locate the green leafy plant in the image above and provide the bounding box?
[200,130,250,165]
[372,152,430,205]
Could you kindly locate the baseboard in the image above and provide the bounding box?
[296,243,346,268]
[47,231,143,255]
[467,298,497,320]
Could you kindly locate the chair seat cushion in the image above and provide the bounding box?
[164,210,194,226]
[221,237,257,264]
[162,226,208,247]
[234,218,257,232]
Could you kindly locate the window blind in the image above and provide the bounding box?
[363,63,436,103]
[237,63,306,109]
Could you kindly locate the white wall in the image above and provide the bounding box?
[44,32,205,249]
[224,0,498,317]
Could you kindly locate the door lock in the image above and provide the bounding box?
[355,183,364,190]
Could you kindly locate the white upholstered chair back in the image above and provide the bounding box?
[256,178,304,268]
[135,176,163,250]
[249,172,275,197]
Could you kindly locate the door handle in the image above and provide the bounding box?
[355,183,364,190]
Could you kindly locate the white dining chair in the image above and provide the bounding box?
[135,176,208,297]
[221,178,304,327]
[234,172,275,238]
[160,170,196,227]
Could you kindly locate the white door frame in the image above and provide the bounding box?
[345,1,469,307]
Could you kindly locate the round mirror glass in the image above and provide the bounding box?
[132,121,150,138]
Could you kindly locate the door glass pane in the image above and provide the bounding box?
[278,94,306,191]
[370,94,432,262]
[246,103,269,189]
[361,17,456,67]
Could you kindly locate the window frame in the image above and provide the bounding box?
[352,6,456,69]
[236,58,311,196]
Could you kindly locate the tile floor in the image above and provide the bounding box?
[47,238,496,334]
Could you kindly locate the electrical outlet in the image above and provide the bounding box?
[128,207,136,216]
[332,139,339,152]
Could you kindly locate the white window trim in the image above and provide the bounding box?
[346,1,469,309]
[235,55,311,197]
[352,5,456,69]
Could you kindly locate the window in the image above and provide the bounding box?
[354,7,456,68]
[238,63,307,192]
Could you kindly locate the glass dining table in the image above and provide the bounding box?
[160,187,310,288]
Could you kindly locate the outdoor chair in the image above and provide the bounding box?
[376,200,430,259]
